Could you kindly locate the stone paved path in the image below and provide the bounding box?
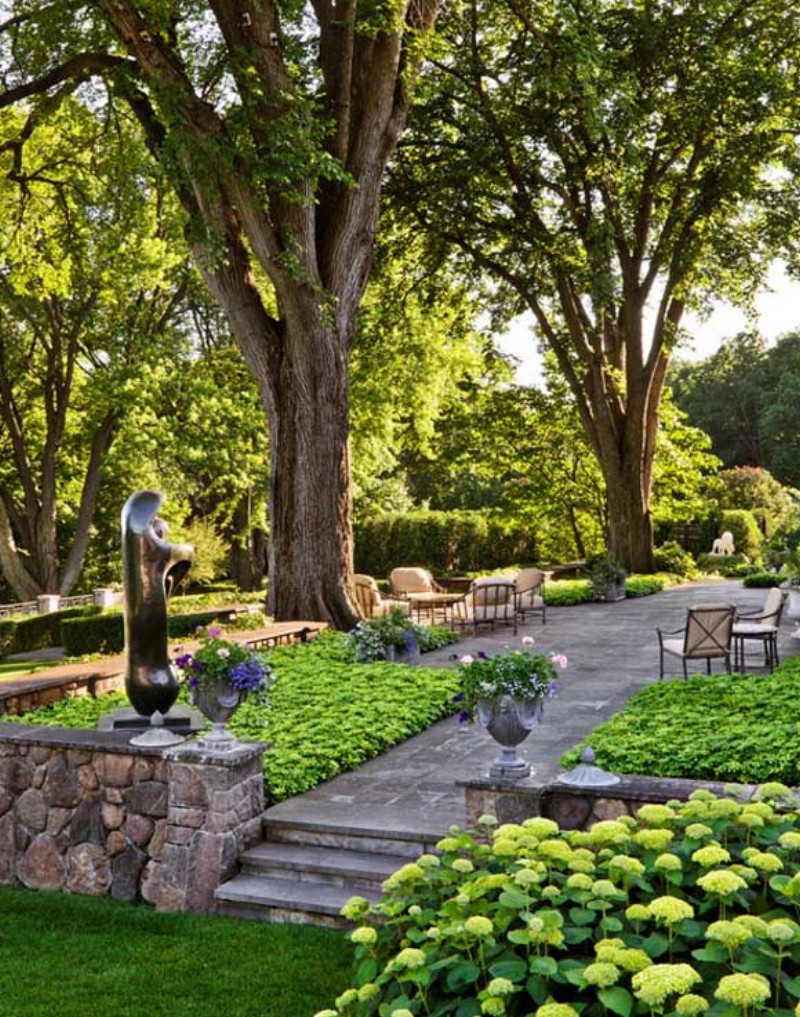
[265,579,798,836]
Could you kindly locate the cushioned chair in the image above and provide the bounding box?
[388,567,442,597]
[732,587,785,672]
[353,574,411,619]
[514,567,546,624]
[453,577,518,635]
[657,603,735,679]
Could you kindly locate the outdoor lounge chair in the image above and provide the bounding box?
[732,587,785,672]
[657,603,735,679]
[513,567,546,624]
[353,574,411,619]
[453,577,518,635]
[388,567,442,597]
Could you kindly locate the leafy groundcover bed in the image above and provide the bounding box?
[561,657,800,785]
[6,633,461,803]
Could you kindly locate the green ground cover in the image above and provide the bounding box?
[0,887,350,1017]
[6,633,461,803]
[562,656,800,784]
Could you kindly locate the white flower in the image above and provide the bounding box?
[217,648,230,658]
[522,636,535,646]
[460,654,474,664]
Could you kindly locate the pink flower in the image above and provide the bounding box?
[208,625,223,638]
[550,653,568,669]
[460,654,474,664]
[521,636,535,647]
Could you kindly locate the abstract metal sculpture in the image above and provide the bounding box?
[121,491,193,717]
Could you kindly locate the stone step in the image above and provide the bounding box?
[239,841,409,892]
[215,873,364,928]
[261,815,441,859]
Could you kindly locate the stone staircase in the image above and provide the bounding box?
[215,815,444,926]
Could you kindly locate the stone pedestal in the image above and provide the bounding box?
[153,742,265,913]
[36,595,60,614]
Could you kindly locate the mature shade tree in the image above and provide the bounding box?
[0,103,191,599]
[391,0,800,571]
[0,0,443,626]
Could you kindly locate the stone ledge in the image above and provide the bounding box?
[0,723,161,756]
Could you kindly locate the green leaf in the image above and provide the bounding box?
[355,958,378,986]
[600,916,623,933]
[563,927,594,945]
[507,930,532,946]
[569,907,596,926]
[456,1001,482,1017]
[598,987,634,1017]
[525,975,550,1005]
[446,961,481,991]
[641,933,670,958]
[489,959,528,982]
[498,890,531,909]
[529,956,558,977]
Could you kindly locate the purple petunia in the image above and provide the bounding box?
[229,658,268,693]
[175,653,194,670]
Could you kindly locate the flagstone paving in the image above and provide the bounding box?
[265,579,797,836]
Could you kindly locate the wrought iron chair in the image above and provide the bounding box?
[353,574,410,619]
[513,567,546,624]
[732,587,785,672]
[657,603,735,679]
[453,577,518,635]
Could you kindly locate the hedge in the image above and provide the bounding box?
[354,510,537,578]
[0,606,103,657]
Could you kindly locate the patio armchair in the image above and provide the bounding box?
[452,577,518,635]
[353,574,411,619]
[388,567,442,597]
[513,567,546,624]
[657,603,735,679]
[732,587,785,672]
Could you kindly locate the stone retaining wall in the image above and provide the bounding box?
[0,723,264,912]
[463,774,763,829]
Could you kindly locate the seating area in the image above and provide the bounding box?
[353,565,548,634]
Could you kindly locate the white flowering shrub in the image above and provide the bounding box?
[322,789,800,1017]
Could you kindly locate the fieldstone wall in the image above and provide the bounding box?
[463,774,764,829]
[0,723,265,913]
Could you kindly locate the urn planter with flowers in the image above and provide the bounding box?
[457,638,567,780]
[175,626,275,750]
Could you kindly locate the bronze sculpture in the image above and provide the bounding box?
[121,491,193,716]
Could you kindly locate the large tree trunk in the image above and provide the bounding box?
[604,466,655,573]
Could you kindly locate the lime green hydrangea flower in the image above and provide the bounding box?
[451,858,474,873]
[313,1011,339,1017]
[691,844,731,867]
[747,851,783,873]
[392,948,427,970]
[649,895,695,925]
[492,838,519,856]
[335,989,359,1009]
[408,905,422,916]
[685,823,713,840]
[632,964,702,1006]
[455,893,471,907]
[626,903,652,922]
[514,867,543,887]
[566,872,593,890]
[756,781,791,799]
[340,896,370,921]
[767,919,800,943]
[587,820,632,845]
[584,962,621,987]
[633,828,674,851]
[706,920,751,950]
[705,799,742,820]
[537,839,573,862]
[638,804,677,826]
[487,978,516,996]
[417,854,441,868]
[741,801,774,819]
[688,789,717,802]
[736,812,764,829]
[495,823,526,839]
[733,914,768,936]
[541,884,562,899]
[535,1006,580,1017]
[481,999,505,1016]
[609,854,646,878]
[392,1010,414,1017]
[779,831,800,850]
[464,915,493,937]
[357,984,380,1003]
[654,852,682,872]
[350,926,378,946]
[477,814,499,826]
[616,948,653,973]
[675,994,709,1015]
[591,879,621,898]
[714,973,770,1007]
[697,869,747,896]
[436,837,461,852]
[426,926,441,940]
[729,864,758,883]
[522,817,559,838]
[383,863,424,891]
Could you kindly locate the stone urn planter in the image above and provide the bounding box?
[386,631,421,666]
[476,694,545,780]
[190,681,243,750]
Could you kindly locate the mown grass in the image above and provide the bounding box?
[0,888,351,1017]
[0,658,54,681]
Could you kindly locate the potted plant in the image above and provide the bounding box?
[346,608,421,664]
[174,625,275,749]
[586,553,627,602]
[456,638,567,780]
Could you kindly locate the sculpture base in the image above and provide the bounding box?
[98,705,204,733]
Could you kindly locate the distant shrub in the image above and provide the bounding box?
[653,540,696,576]
[0,606,103,657]
[720,508,763,559]
[624,574,667,597]
[742,571,785,588]
[544,579,593,605]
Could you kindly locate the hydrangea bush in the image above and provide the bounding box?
[321,789,800,1017]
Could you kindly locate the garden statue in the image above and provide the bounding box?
[710,531,735,556]
[122,490,193,717]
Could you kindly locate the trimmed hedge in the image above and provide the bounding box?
[719,508,763,559]
[742,571,785,588]
[0,606,103,657]
[354,510,536,578]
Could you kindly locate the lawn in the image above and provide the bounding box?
[0,888,351,1017]
[0,658,55,681]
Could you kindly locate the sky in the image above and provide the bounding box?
[495,261,800,387]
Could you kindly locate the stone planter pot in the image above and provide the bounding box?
[601,581,626,603]
[386,632,421,666]
[476,694,544,780]
[190,680,242,750]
